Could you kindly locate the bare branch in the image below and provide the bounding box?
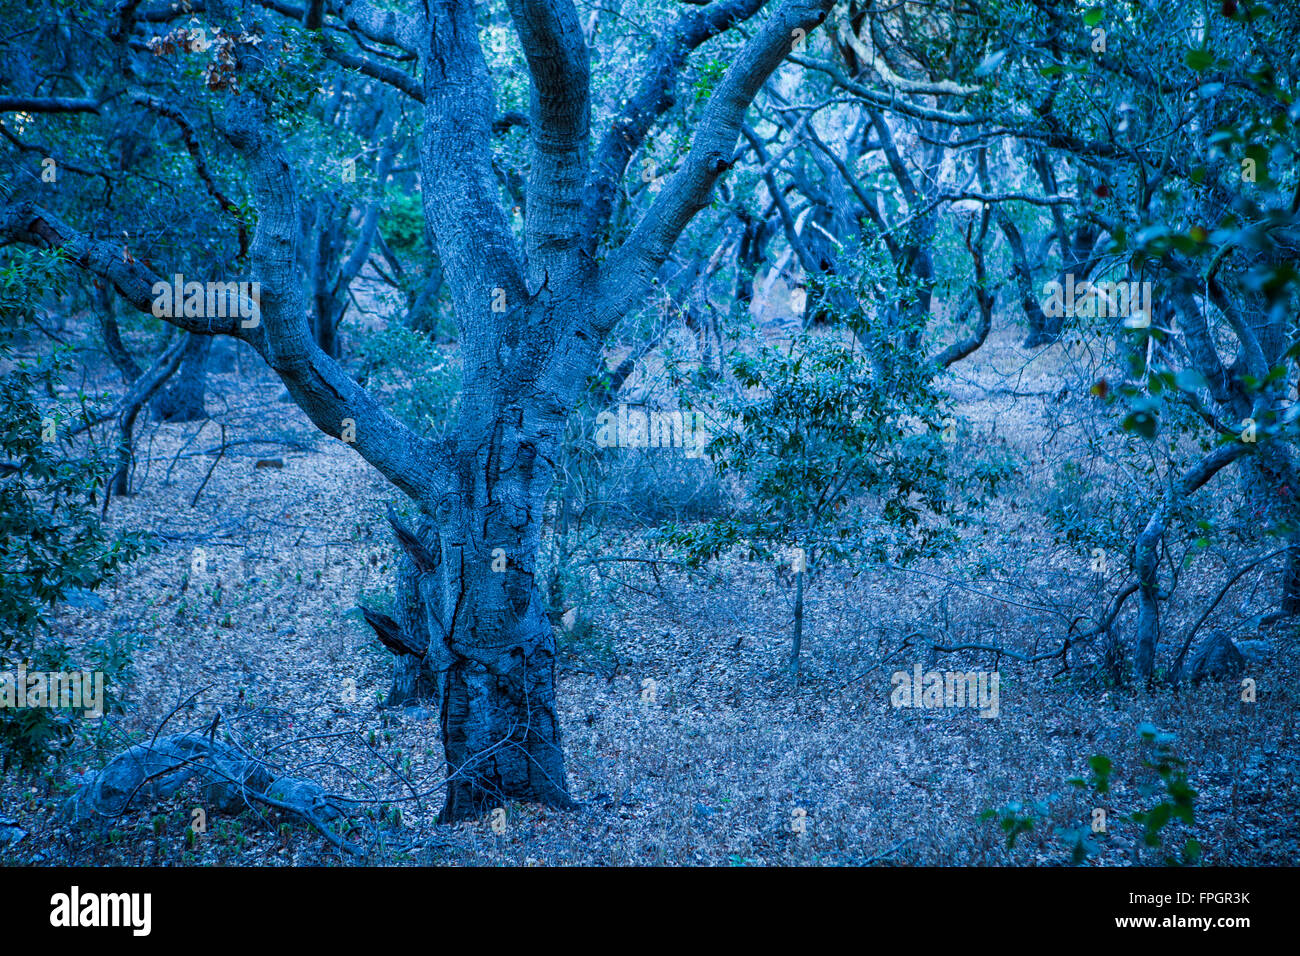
[131,92,249,258]
[0,96,103,114]
[597,0,837,326]
[580,0,768,247]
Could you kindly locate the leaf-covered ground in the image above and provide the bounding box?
[3,327,1297,866]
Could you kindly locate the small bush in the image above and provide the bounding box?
[350,322,460,438]
[0,249,151,770]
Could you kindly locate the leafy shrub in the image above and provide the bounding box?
[350,322,460,438]
[0,249,151,770]
[1044,460,1130,556]
[663,326,956,569]
[982,724,1201,865]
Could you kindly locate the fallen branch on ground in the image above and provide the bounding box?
[67,730,362,856]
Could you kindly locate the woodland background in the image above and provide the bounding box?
[0,0,1297,865]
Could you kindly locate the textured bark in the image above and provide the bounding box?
[4,0,840,824]
[382,460,578,820]
[1134,442,1253,680]
[152,333,212,422]
[68,731,356,853]
[438,572,573,821]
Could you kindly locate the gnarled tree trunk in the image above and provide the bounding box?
[5,0,840,825]
[373,419,578,821]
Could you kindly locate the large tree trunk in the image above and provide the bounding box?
[10,0,841,828]
[433,466,576,821]
[152,333,211,422]
[437,572,571,822]
[377,426,578,822]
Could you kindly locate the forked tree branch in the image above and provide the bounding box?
[595,0,837,326]
[579,0,768,250]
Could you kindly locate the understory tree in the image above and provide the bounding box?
[1,0,838,820]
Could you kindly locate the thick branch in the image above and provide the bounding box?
[222,99,451,504]
[596,0,836,326]
[420,0,526,343]
[579,0,768,249]
[0,96,103,114]
[507,0,591,283]
[0,202,244,335]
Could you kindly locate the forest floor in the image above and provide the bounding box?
[3,324,1298,866]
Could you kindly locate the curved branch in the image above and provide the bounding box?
[221,98,452,504]
[596,0,837,327]
[936,209,994,368]
[131,93,249,259]
[0,202,244,336]
[506,0,591,283]
[420,0,526,336]
[580,0,768,248]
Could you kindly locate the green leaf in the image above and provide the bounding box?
[1122,410,1158,439]
[1185,49,1215,72]
[1143,804,1172,845]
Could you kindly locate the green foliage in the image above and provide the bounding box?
[0,250,151,770]
[350,323,460,438]
[1044,461,1130,557]
[979,800,1044,849]
[662,320,956,577]
[1128,723,1201,864]
[382,191,428,262]
[1063,727,1201,865]
[984,725,1202,865]
[691,58,728,104]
